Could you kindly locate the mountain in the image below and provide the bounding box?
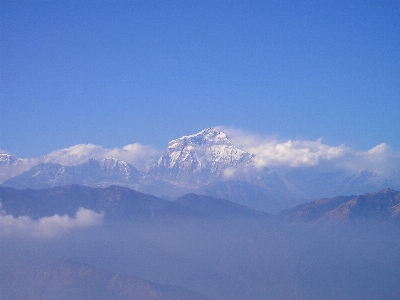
[0,153,20,165]
[0,153,38,183]
[0,185,181,221]
[0,185,269,222]
[2,158,142,190]
[279,167,391,199]
[0,259,210,300]
[279,188,400,223]
[148,128,253,188]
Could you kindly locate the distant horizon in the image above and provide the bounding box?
[2,1,399,157]
[2,127,399,189]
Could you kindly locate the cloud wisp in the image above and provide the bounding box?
[0,207,104,238]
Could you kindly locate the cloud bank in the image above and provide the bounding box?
[219,126,400,178]
[0,207,104,238]
[42,143,160,171]
[247,138,346,168]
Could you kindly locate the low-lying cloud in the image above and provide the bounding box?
[0,207,104,238]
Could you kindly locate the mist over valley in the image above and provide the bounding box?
[1,184,400,299]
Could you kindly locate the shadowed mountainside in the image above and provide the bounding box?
[280,188,400,223]
[0,185,272,222]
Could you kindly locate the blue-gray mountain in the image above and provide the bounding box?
[280,188,400,223]
[0,185,271,221]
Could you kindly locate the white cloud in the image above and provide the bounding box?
[248,139,347,168]
[42,143,160,171]
[0,207,104,238]
[42,144,104,165]
[107,143,161,171]
[219,126,347,168]
[335,143,400,176]
[220,126,400,179]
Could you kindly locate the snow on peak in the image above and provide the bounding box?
[153,128,254,182]
[0,153,26,166]
[167,128,232,150]
[0,153,13,163]
[96,157,133,177]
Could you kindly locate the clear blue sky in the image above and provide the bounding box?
[1,0,399,157]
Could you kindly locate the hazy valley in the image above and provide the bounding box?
[1,185,400,299]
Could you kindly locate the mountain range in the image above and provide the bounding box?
[280,187,400,224]
[0,184,269,222]
[2,158,141,190]
[2,128,399,213]
[1,185,399,227]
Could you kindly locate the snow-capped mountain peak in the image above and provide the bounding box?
[98,158,133,178]
[150,128,253,187]
[3,157,142,189]
[167,128,232,149]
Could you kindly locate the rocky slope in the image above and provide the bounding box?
[279,188,400,223]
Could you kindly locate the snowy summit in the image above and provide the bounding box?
[149,128,253,187]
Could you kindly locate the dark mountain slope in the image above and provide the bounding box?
[280,188,400,223]
[0,185,189,221]
[0,185,268,222]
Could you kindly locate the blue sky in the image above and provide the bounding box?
[1,0,399,158]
